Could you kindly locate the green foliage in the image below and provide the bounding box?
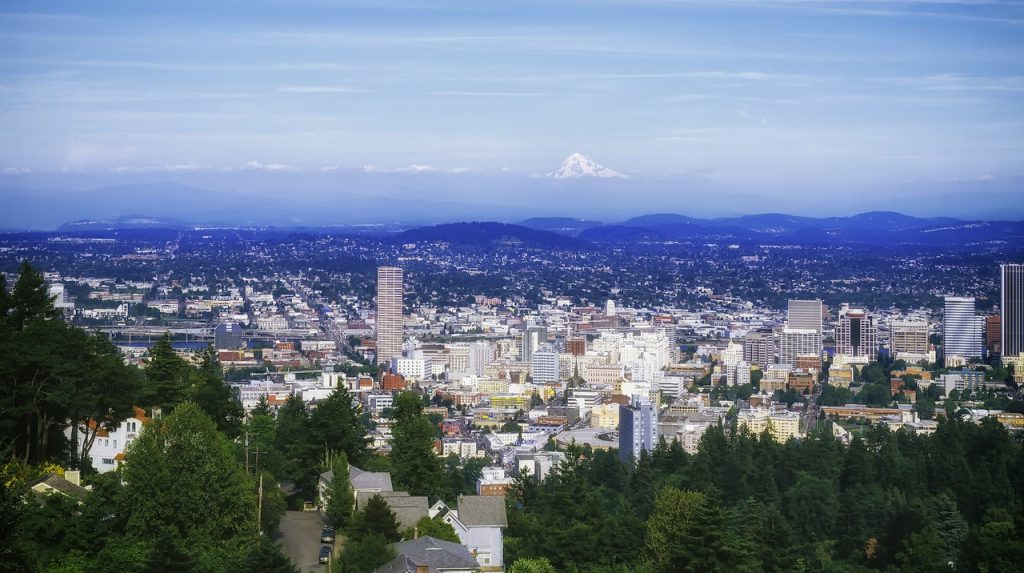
[355,494,401,543]
[187,346,243,438]
[238,539,300,573]
[9,260,60,330]
[325,453,354,528]
[308,388,370,467]
[404,516,460,543]
[508,557,557,573]
[335,533,394,573]
[143,333,189,412]
[142,530,193,573]
[389,391,443,497]
[506,415,1024,573]
[120,402,257,552]
[258,472,286,535]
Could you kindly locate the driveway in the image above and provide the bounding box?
[276,510,327,572]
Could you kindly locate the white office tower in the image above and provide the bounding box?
[787,299,823,333]
[468,341,495,376]
[836,305,877,361]
[778,327,821,366]
[375,266,404,365]
[736,361,751,386]
[605,299,617,316]
[619,395,657,463]
[521,326,547,363]
[530,347,559,384]
[1003,264,1024,361]
[721,342,743,386]
[943,296,983,365]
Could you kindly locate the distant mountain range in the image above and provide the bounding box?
[393,222,589,249]
[518,211,1024,247]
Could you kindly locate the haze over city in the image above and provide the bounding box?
[3,0,1024,226]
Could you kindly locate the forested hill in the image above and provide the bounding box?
[392,222,590,249]
[504,419,1024,573]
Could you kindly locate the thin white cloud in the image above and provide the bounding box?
[429,91,544,97]
[277,86,372,94]
[110,164,211,173]
[2,167,31,174]
[239,161,301,172]
[359,164,471,174]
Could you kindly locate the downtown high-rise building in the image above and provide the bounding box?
[943,296,983,363]
[836,305,877,359]
[889,319,930,358]
[787,299,823,333]
[619,396,657,463]
[743,329,775,368]
[375,266,404,365]
[778,327,821,366]
[521,326,547,363]
[1002,264,1024,361]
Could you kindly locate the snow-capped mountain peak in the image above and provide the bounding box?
[547,153,627,179]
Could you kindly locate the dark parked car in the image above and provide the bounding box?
[320,527,335,543]
[319,546,332,564]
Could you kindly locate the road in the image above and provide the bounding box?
[276,510,327,572]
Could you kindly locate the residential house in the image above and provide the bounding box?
[29,471,89,503]
[69,407,147,474]
[430,496,508,572]
[374,536,481,573]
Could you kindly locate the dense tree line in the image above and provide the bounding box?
[506,419,1024,573]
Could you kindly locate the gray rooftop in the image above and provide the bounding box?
[349,466,393,492]
[457,495,508,528]
[374,536,480,573]
[29,473,89,502]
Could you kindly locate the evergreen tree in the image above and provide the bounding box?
[335,533,394,573]
[357,494,401,542]
[143,333,188,411]
[325,453,354,528]
[274,394,315,486]
[8,260,59,330]
[389,392,443,496]
[308,387,369,466]
[239,539,300,573]
[187,345,243,438]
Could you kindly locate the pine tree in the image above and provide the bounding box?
[326,453,354,528]
[144,332,188,411]
[8,260,59,330]
[240,539,300,573]
[358,494,401,542]
[389,392,443,496]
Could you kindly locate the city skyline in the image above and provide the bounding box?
[2,1,1023,217]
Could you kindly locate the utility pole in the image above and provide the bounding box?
[257,472,263,537]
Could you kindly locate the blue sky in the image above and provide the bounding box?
[2,0,1023,216]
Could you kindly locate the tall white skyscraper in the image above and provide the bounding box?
[375,266,404,365]
[787,299,823,333]
[943,296,983,363]
[1002,264,1024,361]
[530,347,559,384]
[778,327,821,365]
[521,326,546,362]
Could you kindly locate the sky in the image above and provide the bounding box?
[2,0,1023,223]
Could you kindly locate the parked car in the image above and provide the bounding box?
[320,527,335,543]
[319,546,332,564]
